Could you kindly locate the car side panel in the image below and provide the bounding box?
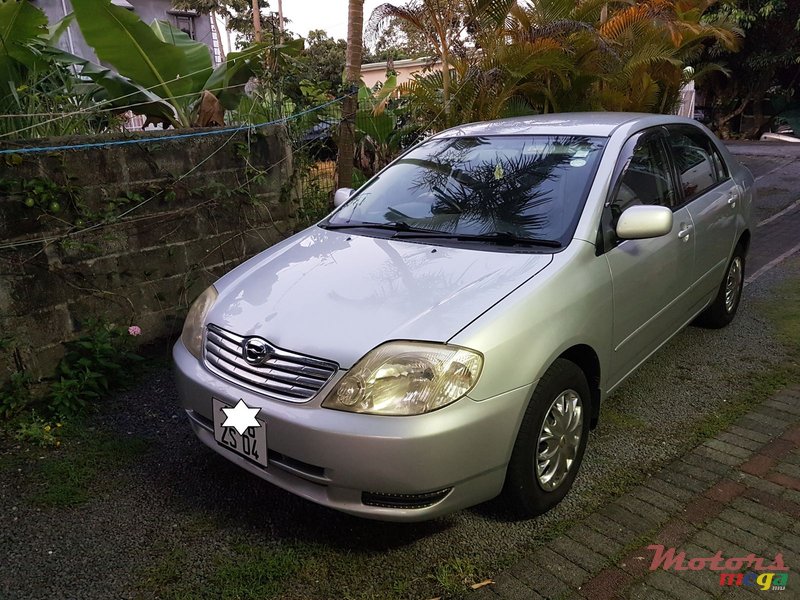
[604,205,696,386]
[448,240,613,401]
[684,178,740,301]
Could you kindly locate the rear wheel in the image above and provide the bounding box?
[694,244,745,329]
[503,359,591,517]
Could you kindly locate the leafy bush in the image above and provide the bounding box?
[49,321,144,417]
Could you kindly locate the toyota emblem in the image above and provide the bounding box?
[242,337,273,366]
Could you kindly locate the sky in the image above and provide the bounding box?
[281,0,384,41]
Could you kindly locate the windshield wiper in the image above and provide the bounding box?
[393,230,562,248]
[321,221,449,235]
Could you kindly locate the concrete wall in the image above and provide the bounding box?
[0,125,297,382]
[37,0,216,65]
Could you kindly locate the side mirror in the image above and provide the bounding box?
[333,188,354,208]
[616,205,673,240]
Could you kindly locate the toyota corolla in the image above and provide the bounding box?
[173,113,754,521]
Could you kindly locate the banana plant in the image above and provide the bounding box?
[70,0,301,127]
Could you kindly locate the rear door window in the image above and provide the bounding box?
[667,127,728,201]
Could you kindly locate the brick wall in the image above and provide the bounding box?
[0,125,299,382]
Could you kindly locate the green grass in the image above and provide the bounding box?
[28,423,149,508]
[430,558,478,597]
[600,407,650,431]
[210,544,301,600]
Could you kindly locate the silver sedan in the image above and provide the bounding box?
[174,113,754,521]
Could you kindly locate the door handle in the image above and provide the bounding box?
[727,193,738,208]
[678,223,692,241]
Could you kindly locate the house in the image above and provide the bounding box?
[361,56,441,89]
[34,0,224,65]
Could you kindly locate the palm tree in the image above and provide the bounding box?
[336,0,365,192]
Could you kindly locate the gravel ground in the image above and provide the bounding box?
[1,151,798,600]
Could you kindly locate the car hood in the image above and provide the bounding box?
[207,227,552,368]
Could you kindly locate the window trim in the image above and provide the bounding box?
[665,124,732,209]
[597,127,679,254]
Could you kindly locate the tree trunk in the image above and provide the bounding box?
[441,45,450,119]
[251,0,262,42]
[336,0,364,196]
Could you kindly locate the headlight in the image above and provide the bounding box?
[180,285,218,359]
[322,342,483,416]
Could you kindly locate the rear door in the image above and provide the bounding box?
[600,128,696,386]
[665,125,739,304]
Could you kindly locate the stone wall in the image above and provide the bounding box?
[0,125,298,382]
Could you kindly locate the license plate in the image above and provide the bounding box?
[212,398,268,468]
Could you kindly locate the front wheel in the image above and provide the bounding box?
[503,359,591,517]
[694,245,745,329]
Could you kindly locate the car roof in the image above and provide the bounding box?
[432,112,671,138]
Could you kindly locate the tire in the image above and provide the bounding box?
[694,244,745,329]
[503,359,592,517]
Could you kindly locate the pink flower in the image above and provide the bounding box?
[128,325,142,336]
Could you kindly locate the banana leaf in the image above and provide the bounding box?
[203,43,268,110]
[46,46,177,126]
[150,19,212,94]
[0,0,48,68]
[71,0,197,119]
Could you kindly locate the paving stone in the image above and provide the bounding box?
[717,508,782,543]
[651,519,696,549]
[551,535,609,574]
[763,398,800,417]
[565,523,623,560]
[733,471,786,496]
[703,439,753,460]
[645,476,695,503]
[704,480,746,503]
[695,446,745,467]
[775,461,800,479]
[530,547,591,588]
[602,502,658,535]
[738,454,776,477]
[781,424,800,445]
[617,546,653,579]
[706,518,771,555]
[626,581,674,600]
[745,410,789,430]
[672,460,722,484]
[730,496,796,531]
[488,573,541,600]
[778,531,800,554]
[766,472,800,491]
[782,487,800,504]
[783,450,800,466]
[656,468,709,494]
[616,495,670,526]
[735,416,780,438]
[759,438,796,460]
[629,485,684,515]
[680,543,726,597]
[680,496,724,526]
[692,530,752,558]
[741,487,800,521]
[683,452,735,477]
[714,431,763,452]
[586,515,641,547]
[509,559,571,599]
[727,425,772,445]
[645,569,714,599]
[576,567,632,600]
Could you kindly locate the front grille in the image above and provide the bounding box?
[361,488,453,509]
[204,324,337,402]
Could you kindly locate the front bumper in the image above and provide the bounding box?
[173,340,532,521]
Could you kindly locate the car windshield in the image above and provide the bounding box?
[326,135,606,245]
